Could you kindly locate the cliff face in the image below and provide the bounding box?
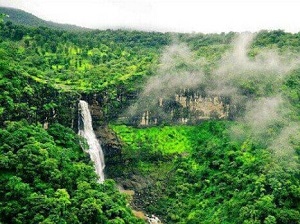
[82,88,230,129]
[82,95,122,163]
[136,90,229,126]
[80,92,229,216]
[80,90,229,163]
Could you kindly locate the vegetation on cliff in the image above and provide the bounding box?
[0,9,300,224]
[111,122,300,223]
[0,16,148,223]
[0,121,143,223]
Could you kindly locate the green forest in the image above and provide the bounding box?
[0,8,300,224]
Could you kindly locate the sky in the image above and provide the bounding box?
[0,0,299,33]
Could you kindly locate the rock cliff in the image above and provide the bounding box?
[121,89,230,126]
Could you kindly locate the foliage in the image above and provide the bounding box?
[0,20,170,119]
[112,125,195,154]
[111,122,300,223]
[0,121,143,223]
[1,14,300,224]
[283,68,300,117]
[0,66,78,127]
[0,20,151,223]
[253,30,300,51]
[0,20,169,93]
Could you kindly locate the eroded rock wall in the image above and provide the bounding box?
[137,89,229,126]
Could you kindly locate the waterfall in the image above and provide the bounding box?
[78,100,105,182]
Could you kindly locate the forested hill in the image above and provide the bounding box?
[0,7,90,31]
[0,13,148,223]
[1,10,300,224]
[0,14,171,120]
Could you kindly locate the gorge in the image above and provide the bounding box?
[0,10,300,223]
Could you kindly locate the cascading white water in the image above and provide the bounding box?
[78,100,105,182]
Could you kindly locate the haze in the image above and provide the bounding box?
[0,0,299,33]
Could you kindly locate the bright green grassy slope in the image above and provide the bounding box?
[111,125,197,154]
[110,122,300,224]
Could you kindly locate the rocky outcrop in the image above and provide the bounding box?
[136,90,229,126]
[94,125,122,157]
[174,93,228,119]
[78,94,123,167]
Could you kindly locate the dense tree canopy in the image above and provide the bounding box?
[0,121,143,223]
[0,14,300,224]
[111,122,300,223]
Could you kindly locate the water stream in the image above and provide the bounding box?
[78,100,105,182]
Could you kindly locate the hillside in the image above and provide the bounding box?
[0,10,300,224]
[0,7,90,31]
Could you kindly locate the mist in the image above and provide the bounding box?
[126,41,207,119]
[127,32,300,119]
[143,42,206,97]
[125,32,300,168]
[214,33,300,168]
[209,33,300,105]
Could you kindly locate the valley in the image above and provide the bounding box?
[0,8,300,224]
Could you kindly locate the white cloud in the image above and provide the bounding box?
[0,0,299,33]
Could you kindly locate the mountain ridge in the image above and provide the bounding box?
[0,6,91,31]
